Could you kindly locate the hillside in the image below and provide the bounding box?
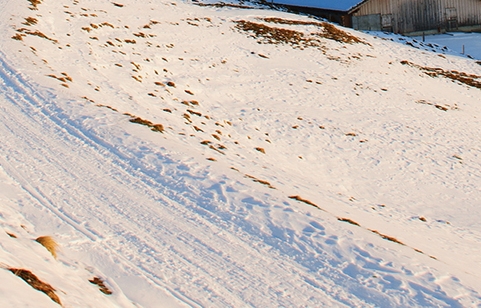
[1,0,481,306]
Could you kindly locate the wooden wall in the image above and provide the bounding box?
[351,0,481,33]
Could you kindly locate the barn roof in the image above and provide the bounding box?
[271,0,367,12]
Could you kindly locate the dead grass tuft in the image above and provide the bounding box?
[89,277,112,295]
[8,268,61,305]
[35,236,58,259]
[235,19,365,49]
[193,2,253,9]
[6,232,17,238]
[402,60,481,90]
[262,17,365,44]
[129,116,164,133]
[16,28,58,43]
[245,174,275,189]
[288,195,322,210]
[255,147,265,154]
[337,217,360,226]
[369,229,405,245]
[28,0,42,10]
[23,17,38,26]
[11,33,25,41]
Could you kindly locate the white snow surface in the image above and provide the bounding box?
[1,0,481,307]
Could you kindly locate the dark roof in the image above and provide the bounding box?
[271,0,367,12]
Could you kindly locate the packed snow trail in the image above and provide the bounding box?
[2,0,481,306]
[0,51,357,306]
[1,48,479,307]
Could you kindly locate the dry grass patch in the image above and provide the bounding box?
[35,236,59,259]
[369,229,405,245]
[245,174,275,189]
[337,217,360,226]
[11,33,25,41]
[23,17,38,26]
[262,17,365,44]
[235,19,365,49]
[89,277,112,295]
[8,268,61,305]
[28,0,42,10]
[6,231,17,238]
[402,60,481,90]
[194,2,254,9]
[16,28,58,43]
[235,20,316,49]
[128,116,164,133]
[255,147,265,154]
[288,195,322,210]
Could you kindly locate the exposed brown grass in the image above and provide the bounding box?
[235,19,365,49]
[369,229,405,245]
[402,60,481,90]
[6,232,17,238]
[187,109,202,117]
[262,17,365,44]
[415,99,457,111]
[193,2,254,9]
[128,116,164,133]
[8,268,61,305]
[89,277,112,295]
[28,0,42,10]
[35,236,59,259]
[255,147,265,154]
[337,217,360,226]
[23,17,38,26]
[288,195,322,210]
[245,174,275,189]
[235,20,314,49]
[16,28,58,43]
[11,33,25,41]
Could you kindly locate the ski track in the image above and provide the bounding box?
[1,48,477,307]
[2,0,481,306]
[0,51,352,307]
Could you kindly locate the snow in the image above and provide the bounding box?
[412,32,481,60]
[1,0,481,307]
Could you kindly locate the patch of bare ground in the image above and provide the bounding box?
[7,268,61,305]
[337,217,360,226]
[369,229,405,245]
[254,147,265,154]
[89,277,112,295]
[193,2,254,9]
[16,28,58,43]
[245,174,275,189]
[126,114,164,133]
[415,99,457,111]
[28,0,42,10]
[23,17,38,26]
[11,33,26,41]
[6,231,17,238]
[261,17,366,44]
[288,195,323,210]
[234,20,319,49]
[401,60,481,90]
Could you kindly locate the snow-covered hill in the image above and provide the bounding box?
[1,0,481,306]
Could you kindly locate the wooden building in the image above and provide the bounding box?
[272,0,481,35]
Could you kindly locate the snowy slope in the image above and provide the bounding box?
[1,0,481,307]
